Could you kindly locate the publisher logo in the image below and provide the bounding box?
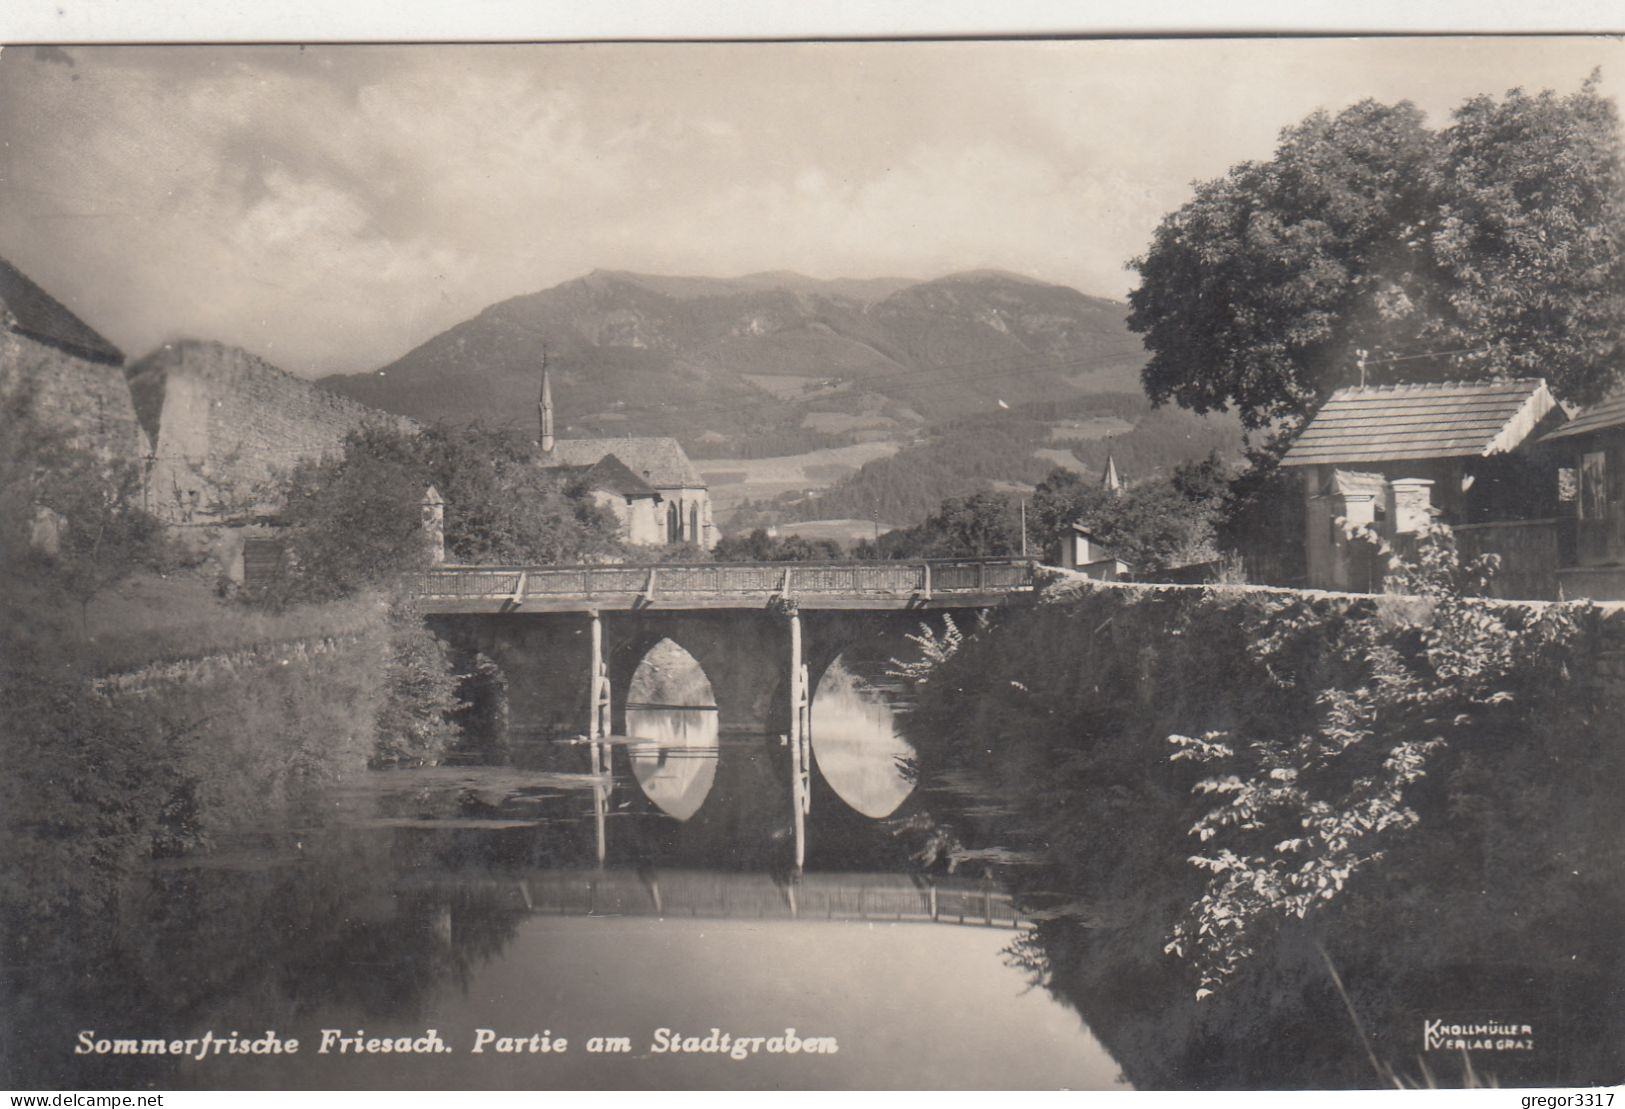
[1423,1017,1535,1053]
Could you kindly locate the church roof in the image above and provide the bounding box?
[543,436,705,488]
[579,453,661,498]
[1281,379,1560,466]
[0,256,124,364]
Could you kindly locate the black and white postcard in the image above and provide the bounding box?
[1,32,1622,1093]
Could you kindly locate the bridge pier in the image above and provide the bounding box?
[587,611,610,775]
[786,605,811,869]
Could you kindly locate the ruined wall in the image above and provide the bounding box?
[128,340,416,522]
[0,328,146,463]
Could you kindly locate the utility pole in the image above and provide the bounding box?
[1020,498,1028,558]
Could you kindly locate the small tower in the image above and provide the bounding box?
[421,485,446,565]
[1102,453,1122,495]
[538,349,555,456]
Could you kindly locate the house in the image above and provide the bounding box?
[1052,458,1133,579]
[1280,379,1566,592]
[1538,394,1625,601]
[535,362,715,550]
[1057,522,1131,581]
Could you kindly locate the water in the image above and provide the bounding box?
[8,633,1616,1090]
[3,638,1127,1091]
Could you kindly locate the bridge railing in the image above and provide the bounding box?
[418,557,1038,602]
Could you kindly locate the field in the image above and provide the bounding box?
[696,440,902,514]
[771,518,897,546]
[1033,447,1089,473]
[801,411,900,434]
[1047,416,1136,441]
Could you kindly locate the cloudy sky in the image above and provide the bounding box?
[0,38,1619,377]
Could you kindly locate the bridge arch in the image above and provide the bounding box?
[806,642,919,820]
[606,611,796,738]
[619,637,720,821]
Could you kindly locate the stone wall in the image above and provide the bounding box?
[0,328,147,463]
[128,340,416,523]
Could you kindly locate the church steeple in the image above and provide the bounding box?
[1102,453,1122,495]
[538,348,555,455]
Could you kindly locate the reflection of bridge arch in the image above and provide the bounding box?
[808,649,917,819]
[621,638,720,821]
[423,868,1024,929]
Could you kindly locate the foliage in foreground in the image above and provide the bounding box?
[897,529,1609,991]
[1165,527,1590,996]
[373,594,465,766]
[890,532,1618,1085]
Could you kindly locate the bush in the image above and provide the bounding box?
[373,595,464,766]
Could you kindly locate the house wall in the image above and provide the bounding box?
[592,490,666,547]
[1059,532,1100,571]
[656,485,715,549]
[0,329,146,464]
[1302,468,1382,592]
[1564,429,1625,568]
[1453,519,1562,601]
[1299,450,1564,594]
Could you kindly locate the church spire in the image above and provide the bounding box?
[538,347,554,455]
[1102,453,1122,495]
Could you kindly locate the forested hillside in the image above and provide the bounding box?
[319,268,1147,458]
[732,395,1242,528]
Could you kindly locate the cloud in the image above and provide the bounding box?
[0,40,1618,377]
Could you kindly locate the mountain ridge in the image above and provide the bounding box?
[318,267,1149,455]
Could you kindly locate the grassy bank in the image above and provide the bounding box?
[72,569,382,674]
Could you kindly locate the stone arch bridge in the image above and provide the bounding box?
[422,558,1039,743]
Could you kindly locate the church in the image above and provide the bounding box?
[535,362,716,550]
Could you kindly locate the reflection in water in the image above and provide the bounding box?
[19,618,1603,1092]
[811,653,916,819]
[624,639,719,821]
[2,752,1129,1091]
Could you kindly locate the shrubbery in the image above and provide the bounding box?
[892,533,1620,1085]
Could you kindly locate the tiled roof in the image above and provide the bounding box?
[542,436,705,488]
[581,453,661,498]
[0,256,124,364]
[1280,379,1560,466]
[1541,393,1625,443]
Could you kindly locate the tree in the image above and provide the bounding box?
[715,528,845,561]
[865,491,1025,560]
[1031,466,1225,570]
[273,424,433,605]
[372,597,464,767]
[1129,76,1625,430]
[0,380,163,634]
[411,423,622,565]
[261,422,624,606]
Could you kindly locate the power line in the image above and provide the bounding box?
[1365,345,1495,366]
